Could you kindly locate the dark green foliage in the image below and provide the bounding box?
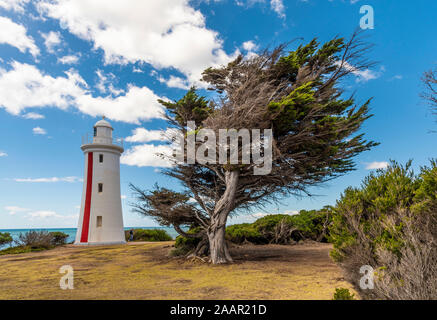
[329,160,437,300]
[226,208,332,245]
[225,223,265,244]
[174,227,202,248]
[158,87,212,128]
[252,214,288,234]
[124,229,173,242]
[332,288,355,300]
[172,227,206,257]
[329,160,418,262]
[285,208,332,242]
[49,232,69,246]
[0,232,13,246]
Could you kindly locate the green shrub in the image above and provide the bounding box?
[225,208,332,245]
[226,223,266,244]
[332,288,355,300]
[171,226,210,257]
[0,232,13,246]
[49,232,69,246]
[253,214,288,234]
[125,229,173,242]
[329,160,437,300]
[1,231,68,255]
[16,230,54,249]
[174,227,202,248]
[284,208,332,242]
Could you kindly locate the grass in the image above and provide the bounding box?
[0,241,356,300]
[0,245,51,256]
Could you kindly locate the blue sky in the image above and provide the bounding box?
[0,0,436,229]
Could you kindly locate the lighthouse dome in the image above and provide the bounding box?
[93,117,113,144]
[94,118,113,130]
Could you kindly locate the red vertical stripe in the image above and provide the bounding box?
[80,152,93,243]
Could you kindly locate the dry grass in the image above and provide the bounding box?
[0,241,356,300]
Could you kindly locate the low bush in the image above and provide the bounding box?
[49,232,69,246]
[4,230,69,254]
[225,223,266,244]
[332,288,355,300]
[125,229,173,242]
[172,226,209,257]
[16,230,54,249]
[173,226,202,254]
[225,208,332,245]
[0,232,13,246]
[329,160,437,300]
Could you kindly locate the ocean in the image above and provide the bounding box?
[0,226,180,249]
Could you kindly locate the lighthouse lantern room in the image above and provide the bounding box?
[75,117,125,245]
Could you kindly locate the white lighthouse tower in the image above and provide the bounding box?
[75,117,126,245]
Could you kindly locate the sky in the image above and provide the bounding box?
[0,0,436,229]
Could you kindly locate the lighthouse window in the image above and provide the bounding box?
[93,127,97,137]
[96,216,102,227]
[98,183,103,193]
[99,154,103,163]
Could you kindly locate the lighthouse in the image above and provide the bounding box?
[75,117,126,245]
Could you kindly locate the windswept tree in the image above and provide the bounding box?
[132,31,378,264]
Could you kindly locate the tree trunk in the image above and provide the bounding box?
[208,170,239,264]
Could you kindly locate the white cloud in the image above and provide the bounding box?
[270,0,285,18]
[0,16,39,57]
[0,61,165,124]
[132,67,144,73]
[336,61,384,83]
[125,128,169,143]
[32,126,47,135]
[0,61,85,115]
[75,85,164,123]
[365,161,389,170]
[27,210,62,219]
[95,69,110,93]
[389,74,403,81]
[13,176,83,183]
[37,0,239,86]
[41,31,61,53]
[121,144,173,167]
[94,69,125,96]
[242,40,257,51]
[4,205,77,221]
[252,210,298,218]
[23,112,45,119]
[58,54,80,64]
[157,75,191,90]
[235,0,285,18]
[4,206,29,215]
[0,151,7,157]
[0,0,29,13]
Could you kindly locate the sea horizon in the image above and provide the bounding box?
[0,226,180,249]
